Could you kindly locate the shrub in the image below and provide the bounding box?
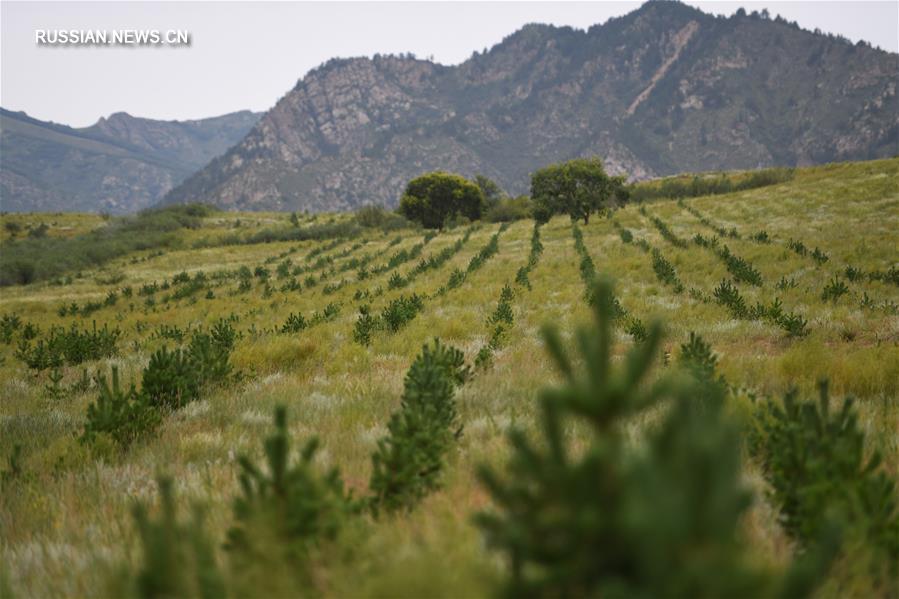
[0,313,22,344]
[778,311,809,338]
[311,302,341,325]
[488,285,515,328]
[776,276,798,291]
[354,204,412,231]
[281,313,308,334]
[369,340,468,514]
[210,319,238,353]
[226,406,353,579]
[81,366,160,448]
[844,265,865,282]
[514,267,531,290]
[475,281,828,598]
[713,279,749,319]
[484,196,533,223]
[129,477,226,598]
[466,229,502,272]
[788,239,808,257]
[380,294,425,333]
[753,382,898,581]
[715,245,763,286]
[353,305,380,347]
[187,332,233,388]
[810,247,829,265]
[750,230,771,244]
[141,347,200,410]
[387,272,406,290]
[821,277,849,302]
[628,167,794,202]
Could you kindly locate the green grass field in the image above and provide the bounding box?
[1,158,897,597]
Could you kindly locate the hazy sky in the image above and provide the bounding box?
[2,1,896,127]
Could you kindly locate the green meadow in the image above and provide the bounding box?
[1,158,897,597]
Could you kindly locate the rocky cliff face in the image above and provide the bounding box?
[157,1,894,212]
[0,109,260,213]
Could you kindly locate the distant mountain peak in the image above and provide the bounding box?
[162,2,896,213]
[1,109,260,213]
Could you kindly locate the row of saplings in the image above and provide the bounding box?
[71,280,896,598]
[80,319,238,450]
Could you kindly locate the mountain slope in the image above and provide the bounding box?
[171,2,893,212]
[0,109,260,213]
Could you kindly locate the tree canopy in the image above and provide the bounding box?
[398,172,486,229]
[474,175,505,208]
[531,158,627,224]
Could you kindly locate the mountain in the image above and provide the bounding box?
[163,2,897,213]
[0,109,261,213]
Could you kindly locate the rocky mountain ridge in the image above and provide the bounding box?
[165,2,897,212]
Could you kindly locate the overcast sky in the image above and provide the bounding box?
[1,1,896,128]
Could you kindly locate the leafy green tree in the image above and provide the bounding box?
[531,157,625,224]
[399,172,486,229]
[474,174,505,208]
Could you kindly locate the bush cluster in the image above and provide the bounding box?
[0,204,214,286]
[380,294,426,333]
[353,294,426,344]
[280,312,308,333]
[81,321,237,449]
[15,322,120,370]
[370,237,428,277]
[628,167,794,202]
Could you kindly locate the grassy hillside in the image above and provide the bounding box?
[1,158,897,596]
